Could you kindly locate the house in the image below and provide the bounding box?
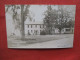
[25,21,45,35]
[61,28,74,34]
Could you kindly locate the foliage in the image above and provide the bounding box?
[40,30,46,35]
[5,5,30,38]
[44,5,74,34]
[43,5,58,34]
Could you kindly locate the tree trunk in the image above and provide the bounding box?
[21,5,25,40]
[59,29,61,34]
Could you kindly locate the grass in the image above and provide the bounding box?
[7,34,73,47]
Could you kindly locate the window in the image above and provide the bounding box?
[28,30,30,35]
[43,25,44,28]
[35,30,37,35]
[28,30,29,33]
[66,29,70,31]
[41,25,43,28]
[35,25,37,28]
[40,25,41,28]
[40,30,42,32]
[31,25,32,28]
[31,30,33,32]
[28,25,29,28]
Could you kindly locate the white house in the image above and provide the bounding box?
[25,20,45,35]
[61,28,74,34]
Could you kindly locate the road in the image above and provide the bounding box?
[10,36,73,48]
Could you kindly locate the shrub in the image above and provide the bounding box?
[40,30,46,35]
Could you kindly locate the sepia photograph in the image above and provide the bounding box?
[5,5,76,48]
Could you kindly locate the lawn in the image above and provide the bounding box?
[7,34,73,48]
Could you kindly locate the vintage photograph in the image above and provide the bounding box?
[5,5,76,48]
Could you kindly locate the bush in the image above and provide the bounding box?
[40,30,46,35]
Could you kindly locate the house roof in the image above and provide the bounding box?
[25,21,44,25]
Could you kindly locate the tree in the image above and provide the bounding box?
[54,6,74,34]
[43,5,74,34]
[20,5,30,39]
[5,5,30,39]
[43,5,58,34]
[55,6,65,33]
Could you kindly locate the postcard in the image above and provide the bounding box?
[5,5,76,48]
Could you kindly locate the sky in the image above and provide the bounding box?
[26,5,59,22]
[25,5,76,22]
